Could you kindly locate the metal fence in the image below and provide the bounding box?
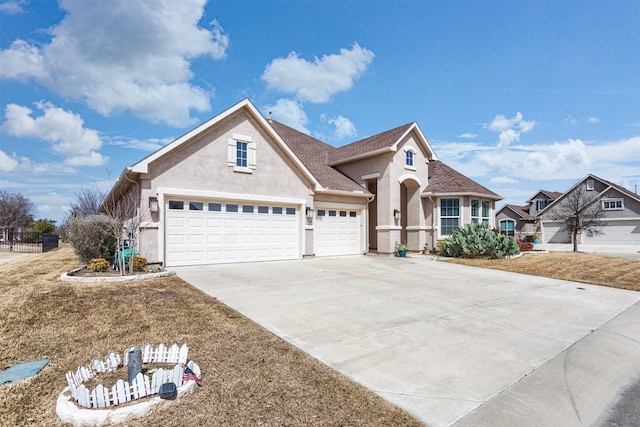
[0,230,59,253]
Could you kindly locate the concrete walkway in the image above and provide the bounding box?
[535,243,640,260]
[174,255,640,427]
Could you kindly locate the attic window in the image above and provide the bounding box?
[587,179,595,191]
[406,151,414,167]
[228,134,256,172]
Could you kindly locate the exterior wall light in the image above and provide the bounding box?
[306,206,314,220]
[393,209,401,220]
[149,196,159,213]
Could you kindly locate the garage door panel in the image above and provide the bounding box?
[166,198,299,266]
[584,220,640,245]
[315,208,361,256]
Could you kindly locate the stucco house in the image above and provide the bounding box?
[497,175,640,245]
[104,99,501,267]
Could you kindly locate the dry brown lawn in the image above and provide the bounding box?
[0,246,424,427]
[448,251,640,292]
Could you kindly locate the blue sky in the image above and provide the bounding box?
[1,0,638,225]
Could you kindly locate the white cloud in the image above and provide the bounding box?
[565,115,578,125]
[0,40,48,80]
[321,114,357,139]
[0,0,229,126]
[459,133,477,139]
[262,43,375,103]
[486,112,536,149]
[1,102,108,167]
[264,98,310,134]
[490,176,519,184]
[0,0,26,14]
[107,136,173,151]
[587,116,600,124]
[0,149,19,171]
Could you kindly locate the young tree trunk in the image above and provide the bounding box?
[573,230,578,252]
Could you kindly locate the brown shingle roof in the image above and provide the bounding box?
[328,123,414,164]
[423,161,502,199]
[268,120,367,193]
[503,204,534,220]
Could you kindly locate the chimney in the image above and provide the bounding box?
[268,111,273,123]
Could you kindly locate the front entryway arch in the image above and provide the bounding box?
[398,176,422,249]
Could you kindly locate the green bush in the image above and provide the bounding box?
[87,258,110,272]
[440,222,519,259]
[101,235,117,263]
[132,256,148,272]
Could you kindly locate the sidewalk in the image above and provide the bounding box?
[534,243,640,260]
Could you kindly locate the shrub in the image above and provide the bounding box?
[101,234,117,263]
[440,222,520,259]
[518,241,534,251]
[132,256,148,272]
[63,215,115,263]
[87,258,110,272]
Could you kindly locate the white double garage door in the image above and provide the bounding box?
[543,220,640,245]
[165,198,361,266]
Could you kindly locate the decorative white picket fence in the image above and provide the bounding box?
[65,343,192,409]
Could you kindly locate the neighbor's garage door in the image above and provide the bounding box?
[542,222,569,243]
[165,199,299,266]
[583,220,640,245]
[314,208,361,256]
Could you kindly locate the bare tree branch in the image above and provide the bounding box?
[550,184,605,251]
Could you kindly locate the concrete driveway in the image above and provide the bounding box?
[174,255,640,427]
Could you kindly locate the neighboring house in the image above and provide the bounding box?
[496,190,562,239]
[497,175,640,245]
[103,99,501,266]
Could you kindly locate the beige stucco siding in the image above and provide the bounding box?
[146,112,313,203]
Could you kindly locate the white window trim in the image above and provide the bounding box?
[439,197,460,238]
[228,134,256,172]
[481,200,491,225]
[404,147,417,171]
[602,198,624,210]
[471,199,480,223]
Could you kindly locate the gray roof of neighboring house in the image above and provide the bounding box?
[527,190,563,202]
[423,161,502,199]
[328,123,414,164]
[268,120,368,194]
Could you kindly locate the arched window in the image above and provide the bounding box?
[405,150,414,167]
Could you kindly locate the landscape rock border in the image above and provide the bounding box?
[60,268,176,283]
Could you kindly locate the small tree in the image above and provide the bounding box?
[550,183,605,252]
[0,191,35,240]
[31,218,57,234]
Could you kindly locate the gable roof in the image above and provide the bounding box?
[104,99,325,204]
[328,122,438,165]
[422,161,502,200]
[498,204,534,220]
[268,120,368,194]
[527,190,563,203]
[537,173,640,216]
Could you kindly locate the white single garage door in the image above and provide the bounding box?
[542,222,569,243]
[583,220,640,245]
[314,207,361,256]
[165,199,299,266]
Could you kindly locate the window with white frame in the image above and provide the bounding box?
[586,179,595,190]
[602,198,624,210]
[440,198,460,236]
[471,199,480,223]
[499,219,515,237]
[406,150,414,167]
[482,200,490,225]
[228,134,256,172]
